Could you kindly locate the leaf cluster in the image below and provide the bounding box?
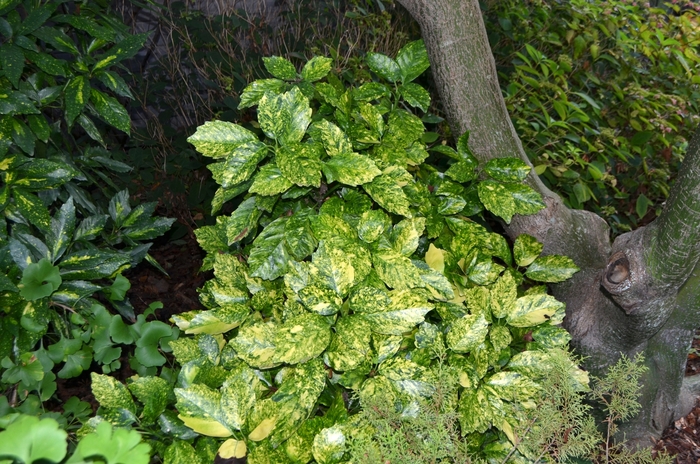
[487,0,700,233]
[106,42,594,463]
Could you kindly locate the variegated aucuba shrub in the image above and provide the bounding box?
[86,42,588,463]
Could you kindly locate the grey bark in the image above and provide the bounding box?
[398,0,700,447]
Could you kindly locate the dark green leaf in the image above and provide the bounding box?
[64,76,90,125]
[0,44,24,88]
[90,88,130,133]
[93,33,149,71]
[366,52,401,83]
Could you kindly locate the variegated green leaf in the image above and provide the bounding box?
[91,373,136,414]
[490,272,517,319]
[301,56,332,82]
[357,209,389,243]
[489,325,512,353]
[445,158,478,183]
[525,255,580,283]
[513,234,543,267]
[263,56,297,80]
[220,365,258,431]
[399,82,430,111]
[365,52,401,82]
[531,325,571,348]
[250,162,293,196]
[353,82,391,101]
[486,371,540,401]
[446,314,489,353]
[478,180,517,223]
[187,120,258,159]
[322,152,381,186]
[277,142,322,187]
[363,174,412,217]
[127,376,170,424]
[238,79,286,109]
[284,209,318,261]
[273,313,331,365]
[468,258,504,286]
[484,158,531,182]
[47,197,76,261]
[507,293,565,327]
[312,426,346,464]
[348,286,391,314]
[324,316,372,371]
[507,182,546,215]
[174,384,232,437]
[248,217,291,280]
[313,119,352,157]
[229,321,279,369]
[391,217,425,257]
[312,241,355,296]
[258,87,311,146]
[298,283,342,315]
[0,44,24,88]
[223,196,262,245]
[208,140,267,189]
[363,291,432,335]
[64,76,90,125]
[14,189,50,231]
[458,387,492,434]
[384,110,425,148]
[90,88,130,134]
[396,39,430,83]
[372,249,424,290]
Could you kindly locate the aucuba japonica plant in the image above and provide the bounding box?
[84,41,588,463]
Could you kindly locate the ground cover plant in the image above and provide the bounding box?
[74,42,664,463]
[0,0,176,460]
[486,0,700,233]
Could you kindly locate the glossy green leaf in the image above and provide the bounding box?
[353,82,391,101]
[0,44,24,87]
[229,321,279,369]
[65,76,91,126]
[366,52,401,82]
[258,87,311,146]
[399,82,430,111]
[238,78,286,109]
[91,372,136,414]
[396,39,430,83]
[391,217,425,257]
[90,88,130,133]
[263,56,297,80]
[322,152,381,186]
[0,91,39,116]
[250,162,293,196]
[54,14,115,41]
[248,217,291,280]
[31,26,79,54]
[477,180,516,223]
[506,183,546,215]
[313,119,352,157]
[484,158,531,182]
[357,209,389,243]
[127,376,170,424]
[525,254,579,283]
[273,313,331,364]
[95,70,133,99]
[324,316,372,371]
[224,196,261,245]
[312,426,346,464]
[458,387,492,434]
[363,174,412,217]
[301,56,332,82]
[14,189,50,231]
[27,114,50,142]
[447,314,489,353]
[187,121,258,159]
[175,384,232,437]
[276,142,322,187]
[220,365,258,431]
[513,234,542,267]
[507,293,565,327]
[362,291,432,335]
[25,50,66,76]
[209,140,267,189]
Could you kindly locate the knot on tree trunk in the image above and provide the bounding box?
[601,235,655,315]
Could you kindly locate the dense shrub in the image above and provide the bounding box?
[487,0,700,232]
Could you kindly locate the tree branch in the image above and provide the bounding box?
[647,125,700,288]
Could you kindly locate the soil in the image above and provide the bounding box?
[54,231,700,462]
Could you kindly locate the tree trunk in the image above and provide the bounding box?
[398,0,700,447]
